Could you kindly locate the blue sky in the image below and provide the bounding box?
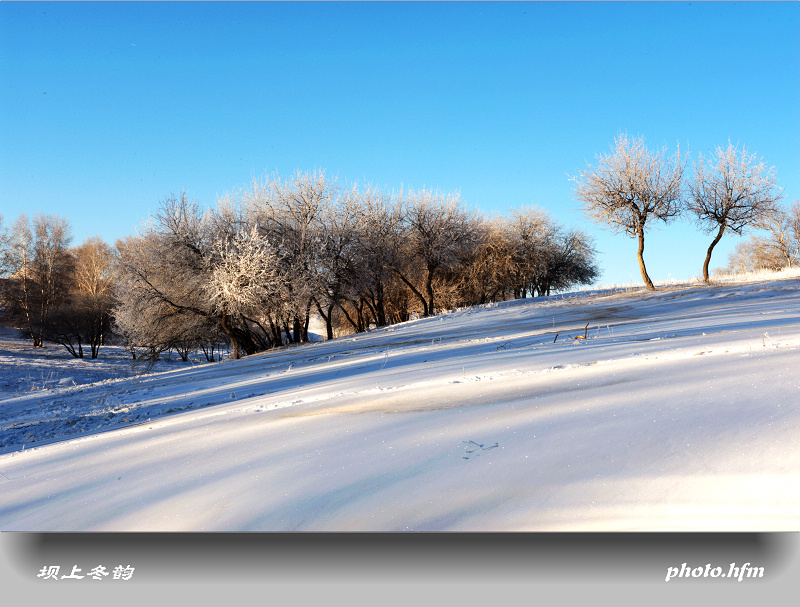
[2,1,798,287]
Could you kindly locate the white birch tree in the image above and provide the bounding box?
[1,213,73,346]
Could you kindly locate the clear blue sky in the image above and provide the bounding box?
[2,2,798,287]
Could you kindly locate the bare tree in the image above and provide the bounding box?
[312,186,364,338]
[688,142,784,282]
[113,194,222,362]
[452,216,515,305]
[505,206,559,297]
[394,189,486,316]
[43,237,116,358]
[540,227,599,295]
[1,213,73,346]
[723,240,755,275]
[72,237,116,355]
[572,133,685,290]
[757,200,800,269]
[0,213,7,275]
[722,236,784,275]
[345,186,407,329]
[73,237,116,299]
[244,169,335,343]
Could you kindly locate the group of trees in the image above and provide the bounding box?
[4,140,791,363]
[113,172,598,362]
[572,134,788,288]
[0,214,115,358]
[722,200,800,274]
[0,171,599,362]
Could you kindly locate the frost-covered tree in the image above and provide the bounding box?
[395,189,486,316]
[116,190,306,361]
[572,133,685,290]
[755,200,799,270]
[311,186,365,338]
[499,207,598,297]
[114,193,223,362]
[207,225,282,318]
[505,206,558,297]
[688,142,784,282]
[205,223,289,356]
[111,170,607,355]
[0,213,7,275]
[243,169,335,343]
[349,186,408,327]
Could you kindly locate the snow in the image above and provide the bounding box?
[1,271,799,531]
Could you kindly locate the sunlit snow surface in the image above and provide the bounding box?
[1,274,798,531]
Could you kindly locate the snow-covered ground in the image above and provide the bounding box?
[0,328,217,400]
[1,271,798,531]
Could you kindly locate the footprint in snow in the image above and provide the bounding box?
[462,440,499,460]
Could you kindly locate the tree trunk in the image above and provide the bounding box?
[292,315,303,343]
[220,313,261,359]
[269,317,283,345]
[425,265,436,317]
[357,298,370,331]
[375,282,387,327]
[702,222,727,283]
[636,228,656,290]
[302,300,312,342]
[220,313,241,359]
[314,299,335,340]
[339,300,361,333]
[325,303,334,340]
[392,268,429,316]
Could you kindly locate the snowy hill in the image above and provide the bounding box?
[1,273,799,531]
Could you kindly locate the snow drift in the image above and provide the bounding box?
[1,275,798,531]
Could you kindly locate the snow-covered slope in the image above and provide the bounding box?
[1,275,799,531]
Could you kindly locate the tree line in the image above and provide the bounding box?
[0,171,599,362]
[3,150,795,362]
[0,213,116,359]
